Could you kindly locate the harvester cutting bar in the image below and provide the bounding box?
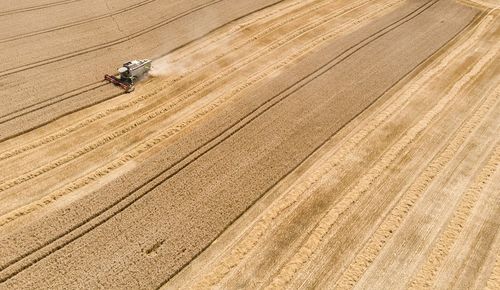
[104,74,133,92]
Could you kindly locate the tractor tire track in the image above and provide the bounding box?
[0,0,369,129]
[0,0,82,17]
[409,143,500,289]
[0,0,395,190]
[166,0,362,64]
[160,1,476,285]
[0,1,441,281]
[0,81,106,124]
[0,0,160,44]
[165,0,317,63]
[156,0,372,89]
[0,88,121,145]
[0,0,375,158]
[0,0,236,78]
[0,0,287,143]
[189,9,489,287]
[0,0,362,178]
[0,0,294,125]
[266,25,498,289]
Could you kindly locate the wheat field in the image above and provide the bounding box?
[0,0,498,288]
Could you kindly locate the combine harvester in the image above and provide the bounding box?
[104,59,152,92]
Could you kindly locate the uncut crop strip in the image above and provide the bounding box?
[0,81,107,124]
[0,1,293,143]
[0,0,160,43]
[0,0,396,188]
[154,0,372,88]
[0,0,292,133]
[188,8,489,288]
[273,41,498,289]
[0,0,228,128]
[0,0,355,170]
[0,0,376,159]
[0,0,249,78]
[409,143,500,288]
[0,0,378,163]
[266,24,498,289]
[0,0,82,17]
[159,1,474,286]
[0,0,361,124]
[333,16,498,289]
[0,0,448,283]
[0,0,436,242]
[337,50,500,290]
[0,0,296,121]
[166,0,355,64]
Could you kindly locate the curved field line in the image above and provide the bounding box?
[409,144,500,288]
[0,2,432,281]
[0,0,159,44]
[0,0,384,187]
[0,0,236,78]
[0,0,82,17]
[266,17,500,289]
[189,8,489,288]
[0,0,373,160]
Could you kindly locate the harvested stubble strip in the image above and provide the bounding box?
[409,143,500,288]
[267,40,499,289]
[334,15,499,289]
